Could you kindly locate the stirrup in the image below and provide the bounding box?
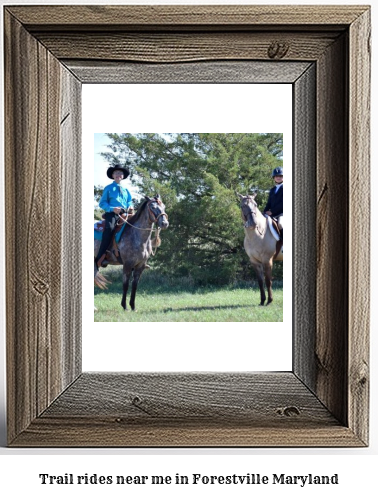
[96,254,107,268]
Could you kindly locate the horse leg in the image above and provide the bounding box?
[121,267,132,310]
[252,263,266,306]
[129,268,143,311]
[264,261,273,305]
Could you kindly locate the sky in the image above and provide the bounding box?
[94,133,113,186]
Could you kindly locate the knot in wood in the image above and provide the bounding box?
[353,361,368,389]
[31,278,49,296]
[268,41,289,59]
[131,395,153,415]
[277,406,300,417]
[359,376,367,387]
[132,396,142,406]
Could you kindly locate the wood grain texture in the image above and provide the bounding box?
[4,5,370,447]
[4,11,81,444]
[316,34,348,426]
[35,32,339,63]
[293,64,317,389]
[5,11,61,442]
[7,5,367,30]
[41,373,335,422]
[11,373,363,447]
[11,419,363,448]
[65,60,311,84]
[348,9,371,445]
[60,68,82,388]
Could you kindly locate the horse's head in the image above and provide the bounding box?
[237,193,259,229]
[145,195,169,229]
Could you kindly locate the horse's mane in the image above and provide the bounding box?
[127,199,149,225]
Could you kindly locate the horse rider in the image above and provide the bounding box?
[264,167,283,240]
[95,164,133,269]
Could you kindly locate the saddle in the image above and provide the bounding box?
[270,217,282,240]
[95,212,130,267]
[266,215,283,261]
[265,215,282,241]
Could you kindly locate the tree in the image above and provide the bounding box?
[94,185,104,203]
[100,133,283,285]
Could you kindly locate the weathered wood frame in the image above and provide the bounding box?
[4,5,370,447]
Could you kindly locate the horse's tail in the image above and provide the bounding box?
[94,262,111,289]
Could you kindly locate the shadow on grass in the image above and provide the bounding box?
[95,268,283,297]
[162,303,266,314]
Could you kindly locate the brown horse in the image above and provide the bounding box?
[238,193,283,306]
[94,195,169,311]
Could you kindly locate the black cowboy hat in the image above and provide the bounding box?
[107,164,130,179]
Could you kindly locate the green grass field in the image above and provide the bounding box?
[94,268,283,322]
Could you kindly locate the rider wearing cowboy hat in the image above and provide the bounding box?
[264,167,283,240]
[95,164,133,268]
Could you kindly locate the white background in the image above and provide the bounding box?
[83,84,292,372]
[0,0,377,499]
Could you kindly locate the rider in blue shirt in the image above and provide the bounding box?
[95,164,133,268]
[99,179,133,213]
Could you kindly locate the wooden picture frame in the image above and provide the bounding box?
[4,5,370,447]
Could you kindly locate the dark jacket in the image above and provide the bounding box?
[264,184,283,217]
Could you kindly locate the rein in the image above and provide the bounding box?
[118,200,168,232]
[117,200,168,255]
[256,223,265,237]
[242,202,266,236]
[113,200,168,256]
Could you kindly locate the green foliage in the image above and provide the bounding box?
[100,133,283,285]
[94,208,104,221]
[94,185,104,203]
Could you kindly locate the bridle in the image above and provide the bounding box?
[118,198,168,231]
[147,198,169,225]
[242,197,265,236]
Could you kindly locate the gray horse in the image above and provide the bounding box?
[238,193,283,306]
[94,195,169,311]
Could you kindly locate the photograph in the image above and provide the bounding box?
[93,132,284,322]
